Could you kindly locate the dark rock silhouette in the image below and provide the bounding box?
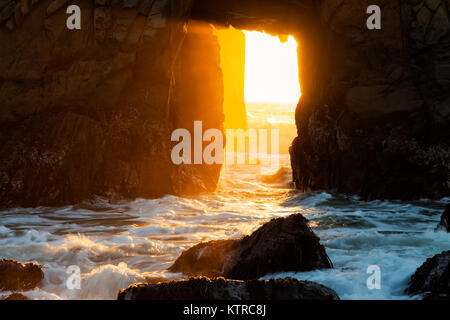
[287,0,450,201]
[405,250,450,299]
[117,277,339,300]
[436,205,450,232]
[169,214,332,280]
[0,259,44,291]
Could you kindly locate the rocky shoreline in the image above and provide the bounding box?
[1,206,449,300]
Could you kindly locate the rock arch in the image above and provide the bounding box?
[0,0,449,206]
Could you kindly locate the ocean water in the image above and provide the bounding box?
[0,155,448,300]
[1,103,449,300]
[246,102,297,154]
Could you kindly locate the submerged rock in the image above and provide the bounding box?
[0,259,44,291]
[118,277,339,300]
[436,205,450,232]
[405,250,450,299]
[169,214,332,280]
[261,167,292,184]
[1,293,28,300]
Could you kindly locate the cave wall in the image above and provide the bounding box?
[0,0,224,207]
[291,0,450,200]
[0,0,449,206]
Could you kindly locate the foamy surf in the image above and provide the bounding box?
[0,155,449,300]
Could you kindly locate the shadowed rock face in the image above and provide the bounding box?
[0,1,223,207]
[169,214,333,280]
[288,0,450,200]
[0,259,44,291]
[406,250,450,299]
[117,277,340,300]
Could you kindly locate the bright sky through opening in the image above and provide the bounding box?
[244,31,301,105]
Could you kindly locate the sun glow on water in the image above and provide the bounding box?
[244,31,301,105]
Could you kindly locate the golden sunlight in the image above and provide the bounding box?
[244,31,301,105]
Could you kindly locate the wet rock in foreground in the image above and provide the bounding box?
[169,214,332,280]
[405,250,450,300]
[0,259,44,291]
[118,277,339,300]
